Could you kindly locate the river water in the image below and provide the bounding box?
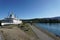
[35,23,60,36]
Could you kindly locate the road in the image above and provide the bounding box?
[28,24,55,40]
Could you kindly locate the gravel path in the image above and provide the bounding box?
[28,24,55,40]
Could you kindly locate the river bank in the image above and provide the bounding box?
[0,24,39,40]
[27,23,60,40]
[0,23,60,40]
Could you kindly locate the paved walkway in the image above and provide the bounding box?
[0,35,3,40]
[28,24,55,40]
[0,33,4,40]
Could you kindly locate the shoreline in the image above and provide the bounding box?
[32,23,60,40]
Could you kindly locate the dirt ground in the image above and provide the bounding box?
[0,26,39,40]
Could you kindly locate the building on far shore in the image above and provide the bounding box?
[1,12,22,25]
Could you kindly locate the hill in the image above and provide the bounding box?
[22,17,60,23]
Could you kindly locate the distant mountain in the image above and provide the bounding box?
[22,16,60,23]
[36,16,60,20]
[52,17,60,19]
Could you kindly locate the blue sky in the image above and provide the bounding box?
[0,0,60,19]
